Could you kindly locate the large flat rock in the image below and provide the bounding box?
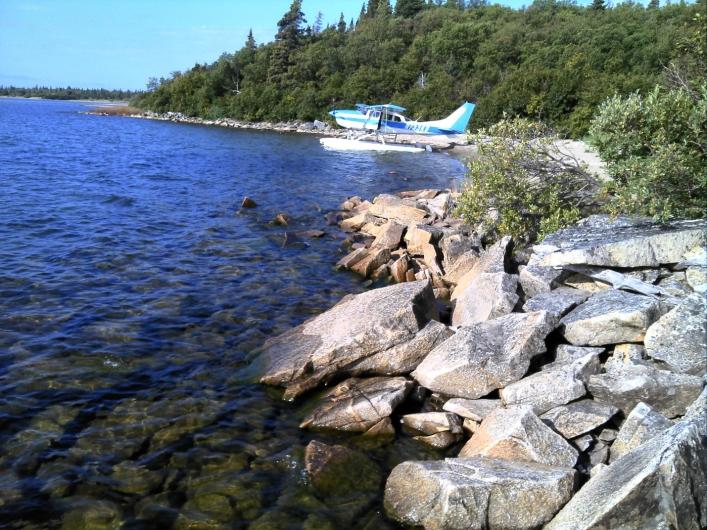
[588,362,703,418]
[412,311,557,399]
[522,287,591,318]
[545,394,707,529]
[369,194,427,224]
[300,377,413,432]
[560,289,663,346]
[257,281,437,399]
[644,292,706,375]
[384,456,576,530]
[535,215,705,268]
[459,405,578,468]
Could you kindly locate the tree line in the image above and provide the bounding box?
[0,86,137,101]
[132,0,704,137]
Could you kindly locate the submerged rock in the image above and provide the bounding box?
[241,196,257,208]
[300,377,413,432]
[560,289,663,346]
[536,215,705,268]
[459,405,578,468]
[304,440,381,497]
[412,311,556,399]
[610,402,673,462]
[384,456,576,530]
[545,396,707,529]
[644,292,706,375]
[258,280,437,399]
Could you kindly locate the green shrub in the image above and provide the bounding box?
[456,117,596,244]
[589,84,707,221]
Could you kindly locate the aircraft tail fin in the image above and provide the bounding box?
[432,102,476,134]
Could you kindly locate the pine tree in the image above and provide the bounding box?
[337,12,347,32]
[377,0,392,17]
[647,0,659,8]
[591,0,606,10]
[396,0,426,17]
[275,0,306,48]
[313,11,323,34]
[245,29,256,51]
[367,0,378,17]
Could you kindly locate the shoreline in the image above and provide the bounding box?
[86,106,475,153]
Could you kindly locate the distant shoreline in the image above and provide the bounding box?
[1,95,129,104]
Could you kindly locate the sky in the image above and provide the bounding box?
[0,0,639,90]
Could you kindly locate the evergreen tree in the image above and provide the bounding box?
[445,0,465,8]
[275,0,306,48]
[358,2,367,24]
[396,0,426,17]
[377,0,393,16]
[367,0,378,17]
[591,0,606,10]
[338,12,347,32]
[245,29,256,51]
[647,0,659,8]
[313,11,323,34]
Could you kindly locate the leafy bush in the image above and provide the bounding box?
[456,117,597,243]
[589,83,707,220]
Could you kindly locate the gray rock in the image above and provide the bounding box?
[541,400,618,439]
[587,440,609,468]
[500,352,600,414]
[588,363,704,418]
[370,194,427,224]
[610,402,673,462]
[560,289,663,346]
[451,272,519,326]
[402,412,463,435]
[555,345,605,363]
[459,405,578,468]
[603,343,649,372]
[519,259,569,298]
[657,271,693,298]
[523,287,591,318]
[420,192,453,218]
[345,320,453,376]
[371,220,405,250]
[442,398,501,422]
[545,407,707,530]
[597,427,618,442]
[413,431,461,449]
[644,292,706,375]
[439,234,479,274]
[572,434,594,452]
[300,377,413,432]
[536,215,706,268]
[384,456,577,530]
[258,281,437,399]
[412,311,557,399]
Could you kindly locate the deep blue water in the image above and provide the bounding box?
[0,98,465,529]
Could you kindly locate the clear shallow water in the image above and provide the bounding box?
[0,98,465,529]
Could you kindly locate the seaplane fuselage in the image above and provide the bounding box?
[329,102,475,136]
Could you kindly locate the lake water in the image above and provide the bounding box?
[0,98,466,529]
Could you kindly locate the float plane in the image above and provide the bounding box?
[329,101,475,135]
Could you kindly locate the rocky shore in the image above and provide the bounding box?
[87,107,471,152]
[256,188,706,529]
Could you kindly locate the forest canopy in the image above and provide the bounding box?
[132,0,705,137]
